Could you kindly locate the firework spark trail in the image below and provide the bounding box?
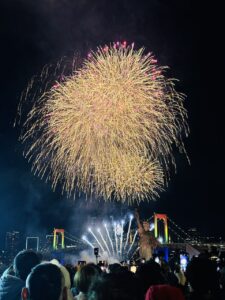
[127,230,138,254]
[120,220,124,256]
[124,215,133,250]
[130,246,140,259]
[83,215,139,261]
[114,223,119,256]
[104,223,114,255]
[98,229,111,255]
[19,42,188,203]
[82,236,94,249]
[88,229,105,252]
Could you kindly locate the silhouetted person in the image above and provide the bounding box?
[108,263,122,274]
[64,264,77,288]
[136,260,166,298]
[220,266,225,299]
[0,250,40,300]
[21,263,67,300]
[88,271,140,300]
[74,264,101,300]
[186,257,221,299]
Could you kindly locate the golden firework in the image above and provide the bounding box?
[93,151,164,204]
[19,42,188,202]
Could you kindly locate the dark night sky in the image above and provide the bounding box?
[0,0,224,248]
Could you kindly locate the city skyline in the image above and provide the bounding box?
[2,217,224,253]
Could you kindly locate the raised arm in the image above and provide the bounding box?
[135,209,143,230]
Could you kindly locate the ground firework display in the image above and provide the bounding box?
[82,214,139,262]
[19,42,188,203]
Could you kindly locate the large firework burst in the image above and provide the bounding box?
[19,42,188,203]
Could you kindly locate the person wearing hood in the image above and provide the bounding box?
[145,284,185,300]
[0,250,40,300]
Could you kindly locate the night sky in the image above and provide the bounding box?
[0,0,224,248]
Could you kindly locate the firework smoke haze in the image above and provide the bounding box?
[19,42,188,203]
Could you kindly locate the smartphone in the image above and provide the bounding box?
[78,260,86,266]
[180,254,188,271]
[154,257,160,264]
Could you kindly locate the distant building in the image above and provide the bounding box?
[188,228,199,239]
[188,227,198,236]
[25,236,39,251]
[44,234,54,251]
[5,231,21,262]
[0,250,7,264]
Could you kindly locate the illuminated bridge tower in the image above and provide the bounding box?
[154,213,169,243]
[53,229,65,250]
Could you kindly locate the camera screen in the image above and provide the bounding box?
[180,254,188,271]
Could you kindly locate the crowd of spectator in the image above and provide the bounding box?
[0,249,225,300]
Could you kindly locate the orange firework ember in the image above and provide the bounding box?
[19,42,188,203]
